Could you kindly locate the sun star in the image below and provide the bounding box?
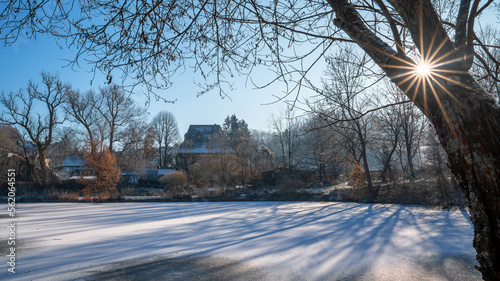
[416,63,431,76]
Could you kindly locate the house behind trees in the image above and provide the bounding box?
[176,124,234,170]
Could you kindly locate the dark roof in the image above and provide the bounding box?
[61,155,86,167]
[182,125,222,148]
[178,124,233,154]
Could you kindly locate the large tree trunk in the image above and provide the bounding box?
[430,79,500,281]
[329,0,500,279]
[38,148,50,187]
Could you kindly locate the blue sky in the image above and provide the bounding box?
[1,6,497,137]
[0,33,308,136]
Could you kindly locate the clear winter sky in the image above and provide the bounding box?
[0,32,315,137]
[0,6,497,138]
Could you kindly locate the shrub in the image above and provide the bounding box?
[78,140,121,202]
[44,189,80,201]
[160,171,188,189]
[187,163,211,188]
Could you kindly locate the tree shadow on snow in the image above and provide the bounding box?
[15,202,479,280]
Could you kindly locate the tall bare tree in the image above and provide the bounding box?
[0,72,69,186]
[117,120,154,171]
[374,82,427,180]
[150,111,180,168]
[372,91,404,183]
[397,96,427,179]
[312,48,376,195]
[329,3,500,278]
[301,117,343,182]
[1,0,499,278]
[65,89,103,149]
[97,84,146,153]
[272,107,302,171]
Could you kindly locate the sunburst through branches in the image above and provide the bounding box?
[415,62,432,76]
[379,32,468,131]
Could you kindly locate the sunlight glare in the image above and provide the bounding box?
[416,63,431,76]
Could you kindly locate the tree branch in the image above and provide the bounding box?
[372,0,404,58]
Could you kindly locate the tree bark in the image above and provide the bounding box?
[38,148,49,186]
[430,79,500,281]
[329,0,500,279]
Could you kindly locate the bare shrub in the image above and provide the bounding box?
[375,178,463,206]
[276,175,305,194]
[187,163,211,188]
[159,171,188,189]
[341,185,374,202]
[44,189,80,201]
[210,154,247,189]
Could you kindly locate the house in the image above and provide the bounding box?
[58,155,95,180]
[59,154,174,183]
[178,124,224,153]
[176,124,235,169]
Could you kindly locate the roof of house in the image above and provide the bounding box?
[61,155,86,168]
[178,125,222,153]
[183,124,222,145]
[178,124,236,154]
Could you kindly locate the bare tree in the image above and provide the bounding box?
[473,25,500,102]
[372,93,403,183]
[301,117,343,182]
[150,111,180,168]
[97,84,146,152]
[1,0,500,278]
[423,125,460,204]
[50,127,80,170]
[330,3,500,277]
[397,97,427,179]
[65,89,103,148]
[117,120,154,171]
[311,47,376,195]
[0,72,69,186]
[0,124,21,183]
[374,82,427,181]
[272,107,302,171]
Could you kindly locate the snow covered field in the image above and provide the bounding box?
[1,202,480,280]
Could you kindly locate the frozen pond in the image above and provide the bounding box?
[1,202,480,280]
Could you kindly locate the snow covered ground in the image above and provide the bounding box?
[1,202,481,280]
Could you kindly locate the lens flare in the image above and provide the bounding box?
[416,63,431,76]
